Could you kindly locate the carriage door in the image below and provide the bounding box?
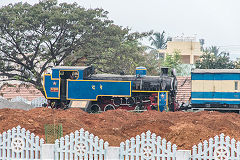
[234,74,239,101]
[213,73,221,102]
[203,73,214,105]
[60,71,74,101]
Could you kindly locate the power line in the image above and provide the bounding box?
[218,45,240,47]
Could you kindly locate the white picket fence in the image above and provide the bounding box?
[54,128,109,160]
[0,126,44,160]
[0,126,240,160]
[30,97,47,107]
[192,133,240,160]
[119,130,177,160]
[0,96,47,107]
[11,96,30,104]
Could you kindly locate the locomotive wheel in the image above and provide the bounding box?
[104,104,115,111]
[135,103,145,111]
[61,102,69,110]
[113,97,121,106]
[151,105,158,110]
[127,97,135,106]
[89,104,101,113]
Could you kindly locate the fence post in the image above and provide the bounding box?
[106,146,120,160]
[42,144,55,160]
[176,150,191,160]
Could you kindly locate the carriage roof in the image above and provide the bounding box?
[52,66,90,70]
[192,69,240,74]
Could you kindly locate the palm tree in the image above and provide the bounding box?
[203,46,220,56]
[209,46,220,56]
[149,31,168,49]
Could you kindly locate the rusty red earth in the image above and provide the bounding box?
[0,108,240,150]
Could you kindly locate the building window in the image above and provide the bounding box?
[181,55,190,64]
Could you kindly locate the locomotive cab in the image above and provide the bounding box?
[59,70,79,102]
[43,66,94,109]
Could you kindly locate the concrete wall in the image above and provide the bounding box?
[159,40,204,64]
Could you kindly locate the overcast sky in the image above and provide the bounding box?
[0,0,240,59]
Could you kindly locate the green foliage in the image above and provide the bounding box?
[235,60,240,69]
[0,0,149,94]
[149,31,169,49]
[147,31,185,75]
[202,46,220,56]
[162,51,182,74]
[139,50,183,76]
[195,51,235,69]
[140,50,161,76]
[66,24,150,75]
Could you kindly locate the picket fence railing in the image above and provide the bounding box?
[11,96,31,104]
[120,130,177,160]
[54,128,108,160]
[0,96,47,108]
[192,133,240,160]
[0,126,240,160]
[0,126,44,160]
[30,97,47,107]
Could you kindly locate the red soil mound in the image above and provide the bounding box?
[0,108,240,150]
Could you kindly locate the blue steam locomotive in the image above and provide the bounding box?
[43,66,178,112]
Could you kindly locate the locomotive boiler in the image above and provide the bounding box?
[43,66,178,112]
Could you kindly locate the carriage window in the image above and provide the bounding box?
[235,81,238,90]
[60,71,78,79]
[60,71,65,79]
[71,71,78,79]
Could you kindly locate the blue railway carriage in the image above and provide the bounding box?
[43,66,178,112]
[191,69,240,108]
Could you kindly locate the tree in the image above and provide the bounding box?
[140,50,160,76]
[0,0,149,95]
[65,24,149,75]
[139,50,183,76]
[235,60,240,69]
[195,51,235,69]
[149,31,169,49]
[162,51,182,74]
[202,46,219,56]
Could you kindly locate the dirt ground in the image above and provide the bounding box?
[0,108,240,150]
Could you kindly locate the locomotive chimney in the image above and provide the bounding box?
[161,67,169,76]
